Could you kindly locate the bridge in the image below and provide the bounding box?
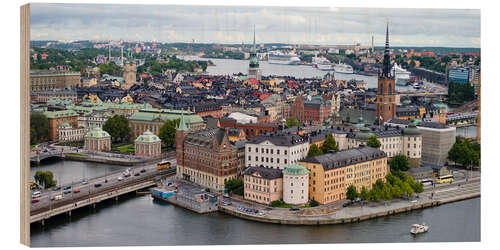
[30,167,176,225]
[446,112,478,127]
[398,91,448,98]
[30,151,64,165]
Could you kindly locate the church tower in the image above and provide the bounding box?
[376,23,396,125]
[175,112,189,179]
[248,27,261,81]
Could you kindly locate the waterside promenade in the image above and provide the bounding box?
[218,178,480,225]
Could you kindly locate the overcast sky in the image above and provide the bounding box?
[30,3,480,47]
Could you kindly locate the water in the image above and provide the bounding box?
[181,56,417,91]
[30,192,480,246]
[456,125,478,138]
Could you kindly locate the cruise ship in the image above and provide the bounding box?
[312,56,333,71]
[267,51,301,65]
[392,63,411,86]
[333,61,354,74]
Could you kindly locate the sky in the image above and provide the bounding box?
[30,3,481,48]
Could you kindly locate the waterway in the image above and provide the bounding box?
[30,186,480,247]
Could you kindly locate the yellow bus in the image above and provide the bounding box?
[157,160,171,170]
[436,174,454,184]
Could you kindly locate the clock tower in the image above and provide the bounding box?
[376,23,396,125]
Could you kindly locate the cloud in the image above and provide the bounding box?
[30,3,480,47]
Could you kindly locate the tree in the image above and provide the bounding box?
[307,144,323,157]
[359,186,369,200]
[390,184,403,198]
[321,134,339,153]
[34,170,57,189]
[285,117,300,128]
[102,115,131,143]
[389,154,410,172]
[368,187,381,201]
[385,172,397,186]
[409,60,416,68]
[374,179,385,190]
[346,184,359,201]
[392,170,408,182]
[309,200,319,207]
[447,137,462,167]
[225,178,244,195]
[382,183,393,201]
[401,182,414,197]
[158,119,181,149]
[366,135,381,148]
[30,112,50,145]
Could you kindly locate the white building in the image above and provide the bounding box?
[245,133,309,170]
[283,163,310,205]
[58,122,86,142]
[228,112,258,124]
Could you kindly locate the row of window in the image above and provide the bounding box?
[248,156,288,165]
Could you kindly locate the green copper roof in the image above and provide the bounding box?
[404,124,421,136]
[129,108,203,125]
[135,130,161,143]
[85,127,110,139]
[44,110,78,119]
[283,163,310,175]
[177,113,189,131]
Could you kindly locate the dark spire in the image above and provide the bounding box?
[381,22,392,78]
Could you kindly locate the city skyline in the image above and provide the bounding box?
[30,4,480,48]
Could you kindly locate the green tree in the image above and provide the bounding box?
[382,183,393,201]
[34,170,57,189]
[30,112,50,145]
[374,179,385,190]
[225,178,244,195]
[321,134,339,153]
[389,154,410,172]
[309,200,319,207]
[359,186,369,200]
[392,170,408,182]
[102,115,131,143]
[368,187,381,201]
[158,118,181,149]
[285,117,300,128]
[307,144,323,157]
[447,137,463,167]
[401,182,414,197]
[366,135,381,148]
[385,172,397,186]
[346,184,359,201]
[390,184,403,198]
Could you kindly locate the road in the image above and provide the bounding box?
[30,156,176,209]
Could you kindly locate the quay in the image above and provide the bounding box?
[151,181,218,214]
[217,179,480,225]
[30,168,176,225]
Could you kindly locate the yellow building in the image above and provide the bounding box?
[299,146,388,205]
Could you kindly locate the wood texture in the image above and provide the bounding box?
[20,3,30,246]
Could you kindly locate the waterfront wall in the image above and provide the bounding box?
[219,192,480,225]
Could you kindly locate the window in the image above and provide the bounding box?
[277,150,280,154]
[248,147,251,152]
[285,150,287,155]
[248,156,251,161]
[285,159,287,164]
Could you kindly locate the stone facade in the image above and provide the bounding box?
[283,164,310,205]
[44,110,79,141]
[58,123,86,142]
[84,127,111,151]
[135,130,161,157]
[243,167,283,205]
[30,70,81,91]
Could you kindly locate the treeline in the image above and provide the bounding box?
[448,81,476,104]
[202,49,245,60]
[137,57,208,76]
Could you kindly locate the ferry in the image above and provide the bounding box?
[392,63,411,86]
[157,160,171,170]
[267,51,301,65]
[333,61,354,74]
[410,223,429,235]
[312,56,330,67]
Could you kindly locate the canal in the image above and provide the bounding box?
[30,162,480,247]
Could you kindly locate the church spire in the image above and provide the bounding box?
[252,25,256,53]
[381,22,392,78]
[177,112,189,131]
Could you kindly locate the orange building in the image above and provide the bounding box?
[243,167,283,205]
[299,146,388,205]
[44,110,78,141]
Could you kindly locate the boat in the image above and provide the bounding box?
[312,56,330,67]
[267,51,301,65]
[392,63,411,86]
[410,223,429,234]
[317,62,333,71]
[333,61,354,74]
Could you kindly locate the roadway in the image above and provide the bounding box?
[30,156,177,210]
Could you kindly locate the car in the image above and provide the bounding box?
[81,180,88,185]
[31,199,40,204]
[94,183,102,188]
[134,173,140,176]
[51,195,63,201]
[52,186,61,191]
[63,185,71,190]
[73,189,80,193]
[264,207,272,211]
[117,177,123,181]
[223,194,230,198]
[124,173,131,178]
[343,201,353,207]
[289,208,300,211]
[258,212,264,216]
[63,190,71,194]
[140,169,146,173]
[31,191,41,198]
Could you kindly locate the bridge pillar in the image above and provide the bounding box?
[92,203,96,209]
[67,210,71,217]
[41,219,45,226]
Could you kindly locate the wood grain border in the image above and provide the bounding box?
[20,3,30,246]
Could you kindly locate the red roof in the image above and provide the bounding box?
[259,93,272,101]
[248,78,259,85]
